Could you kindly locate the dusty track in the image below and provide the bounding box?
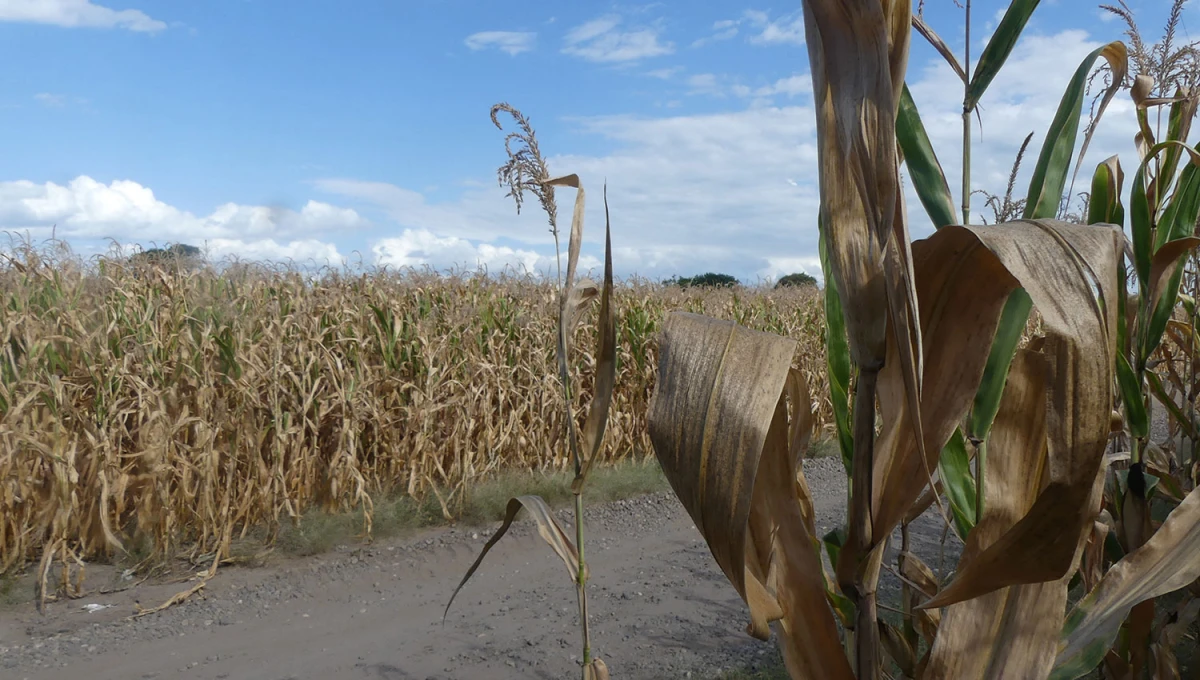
[0,457,959,680]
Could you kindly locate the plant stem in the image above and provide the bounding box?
[850,367,880,680]
[974,439,986,522]
[574,491,592,675]
[962,0,972,226]
[899,525,918,654]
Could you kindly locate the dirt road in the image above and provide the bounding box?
[0,458,873,680]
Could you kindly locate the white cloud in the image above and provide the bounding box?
[685,72,811,102]
[644,66,682,79]
[705,9,805,47]
[318,106,823,281]
[33,93,66,107]
[464,30,536,56]
[760,255,824,283]
[756,74,811,98]
[904,28,1137,230]
[745,9,805,46]
[692,18,740,47]
[6,28,1139,284]
[686,73,720,95]
[203,238,344,265]
[562,14,673,63]
[373,229,600,276]
[0,176,360,265]
[0,0,166,32]
[310,26,1143,283]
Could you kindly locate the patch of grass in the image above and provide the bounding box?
[807,435,839,459]
[0,570,36,608]
[712,660,789,680]
[272,457,669,557]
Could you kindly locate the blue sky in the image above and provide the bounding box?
[0,0,1189,281]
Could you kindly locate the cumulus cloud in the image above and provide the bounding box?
[760,256,824,283]
[372,229,602,276]
[0,176,359,265]
[700,9,805,48]
[319,105,823,281]
[313,25,1141,282]
[685,72,811,103]
[562,15,673,63]
[5,26,1138,284]
[691,18,740,47]
[464,30,536,56]
[0,0,166,32]
[744,9,805,46]
[904,28,1137,232]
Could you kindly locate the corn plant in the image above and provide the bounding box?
[443,103,616,679]
[0,235,825,583]
[647,1,1200,678]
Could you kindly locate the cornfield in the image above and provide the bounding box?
[0,240,829,572]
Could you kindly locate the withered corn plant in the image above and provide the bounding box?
[1058,2,1200,675]
[648,1,1200,678]
[444,103,616,680]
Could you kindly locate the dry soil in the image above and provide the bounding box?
[0,456,958,680]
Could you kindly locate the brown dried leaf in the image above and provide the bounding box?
[917,221,1121,608]
[1054,484,1200,676]
[1148,237,1200,315]
[443,495,581,623]
[911,13,966,84]
[925,350,1103,678]
[648,312,853,678]
[801,0,911,369]
[574,189,617,491]
[879,617,917,676]
[584,658,610,680]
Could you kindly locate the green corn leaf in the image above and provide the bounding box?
[968,290,1032,440]
[1181,292,1196,318]
[1087,156,1125,227]
[1145,259,1193,364]
[938,428,977,539]
[1142,156,1200,362]
[823,526,845,573]
[965,0,1041,110]
[1147,371,1199,441]
[1116,352,1148,439]
[820,225,854,473]
[1130,157,1154,287]
[1117,262,1129,369]
[1156,152,1200,248]
[897,83,958,229]
[1158,88,1198,192]
[1023,42,1128,221]
[971,41,1127,443]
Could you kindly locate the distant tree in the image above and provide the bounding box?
[129,243,204,272]
[774,272,818,289]
[669,272,738,288]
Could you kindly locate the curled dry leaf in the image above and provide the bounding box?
[574,188,617,490]
[648,312,853,678]
[910,14,965,85]
[925,350,1106,678]
[443,495,581,624]
[1053,483,1200,678]
[584,657,610,680]
[909,221,1120,609]
[1147,237,1200,315]
[801,0,916,373]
